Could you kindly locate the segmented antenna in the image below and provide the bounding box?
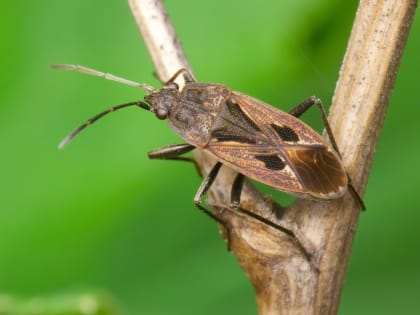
[58,101,151,149]
[50,64,157,93]
[52,64,158,149]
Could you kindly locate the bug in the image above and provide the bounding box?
[53,64,365,246]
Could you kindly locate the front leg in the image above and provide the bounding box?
[148,143,204,175]
[148,143,195,159]
[164,68,195,85]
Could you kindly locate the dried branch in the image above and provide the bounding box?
[128,0,417,314]
[128,0,195,85]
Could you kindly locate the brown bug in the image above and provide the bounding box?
[53,64,365,235]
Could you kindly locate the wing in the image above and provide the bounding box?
[206,93,348,199]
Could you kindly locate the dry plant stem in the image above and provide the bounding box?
[128,0,417,314]
[322,1,417,312]
[128,0,195,86]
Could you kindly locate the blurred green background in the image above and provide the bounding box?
[1,0,419,314]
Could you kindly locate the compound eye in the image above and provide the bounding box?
[155,107,168,120]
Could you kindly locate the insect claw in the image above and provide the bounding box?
[230,201,240,209]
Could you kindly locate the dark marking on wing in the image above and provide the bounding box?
[271,124,299,142]
[211,130,257,144]
[211,100,264,144]
[255,155,286,171]
[226,100,262,132]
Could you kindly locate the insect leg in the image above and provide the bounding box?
[165,68,195,85]
[148,143,195,159]
[226,172,313,260]
[195,165,313,260]
[230,173,245,208]
[288,96,321,117]
[289,96,339,152]
[148,143,202,175]
[289,96,366,210]
[193,162,233,227]
[228,205,313,262]
[193,163,242,250]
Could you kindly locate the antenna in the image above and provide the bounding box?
[53,64,158,148]
[50,64,157,93]
[58,101,151,149]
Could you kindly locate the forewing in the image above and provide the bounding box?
[230,92,326,146]
[207,93,347,199]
